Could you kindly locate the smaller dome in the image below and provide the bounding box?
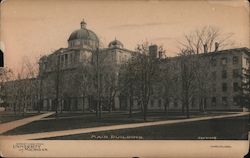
[108,38,124,48]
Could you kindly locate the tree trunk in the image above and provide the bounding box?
[55,99,58,117]
[129,96,133,118]
[14,103,16,115]
[69,98,72,112]
[22,102,25,117]
[97,101,101,120]
[143,100,147,121]
[109,98,112,113]
[164,99,169,119]
[186,99,190,118]
[143,105,147,121]
[60,99,63,113]
[182,102,185,114]
[95,101,98,117]
[112,99,115,111]
[38,100,41,114]
[82,97,85,112]
[18,102,21,114]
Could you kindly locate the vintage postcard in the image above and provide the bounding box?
[0,0,249,157]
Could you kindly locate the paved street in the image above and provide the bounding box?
[0,112,248,140]
[0,112,55,134]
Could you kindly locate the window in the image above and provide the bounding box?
[222,83,227,92]
[222,97,228,105]
[233,97,238,106]
[151,99,154,107]
[244,58,249,65]
[204,98,207,107]
[212,71,217,80]
[233,69,239,78]
[83,54,87,61]
[221,70,227,79]
[233,56,238,64]
[191,97,195,107]
[151,87,154,95]
[211,97,216,106]
[69,54,72,64]
[75,40,81,46]
[61,55,64,66]
[174,99,178,107]
[221,57,227,65]
[158,99,162,107]
[124,55,127,61]
[233,82,239,92]
[57,56,60,66]
[211,58,217,66]
[212,83,216,92]
[158,86,163,94]
[65,54,68,66]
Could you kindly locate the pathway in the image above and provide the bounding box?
[0,112,55,134]
[0,112,248,140]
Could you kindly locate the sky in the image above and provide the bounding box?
[0,0,249,72]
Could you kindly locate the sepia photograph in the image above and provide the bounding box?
[0,0,249,157]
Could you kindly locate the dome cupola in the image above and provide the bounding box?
[68,19,99,49]
[108,38,124,49]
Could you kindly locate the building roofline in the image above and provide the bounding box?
[3,77,37,84]
[166,47,249,60]
[100,47,136,53]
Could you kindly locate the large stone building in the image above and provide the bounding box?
[1,20,249,112]
[38,20,134,112]
[149,47,250,111]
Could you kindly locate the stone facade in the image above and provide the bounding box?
[149,48,250,111]
[38,20,134,111]
[2,20,249,112]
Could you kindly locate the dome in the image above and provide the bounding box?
[108,38,124,48]
[68,29,98,41]
[68,19,99,49]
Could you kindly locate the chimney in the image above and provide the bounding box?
[158,51,163,59]
[215,42,219,52]
[149,45,158,58]
[203,44,208,53]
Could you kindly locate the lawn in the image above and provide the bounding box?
[43,115,249,140]
[0,112,39,124]
[2,111,235,135]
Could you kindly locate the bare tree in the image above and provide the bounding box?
[179,26,234,54]
[6,57,39,116]
[102,65,118,112]
[0,67,14,111]
[177,26,235,117]
[119,55,140,117]
[178,49,197,118]
[159,58,180,117]
[194,55,213,112]
[122,43,160,121]
[76,63,95,113]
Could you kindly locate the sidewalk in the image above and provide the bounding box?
[0,112,55,134]
[0,112,248,140]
